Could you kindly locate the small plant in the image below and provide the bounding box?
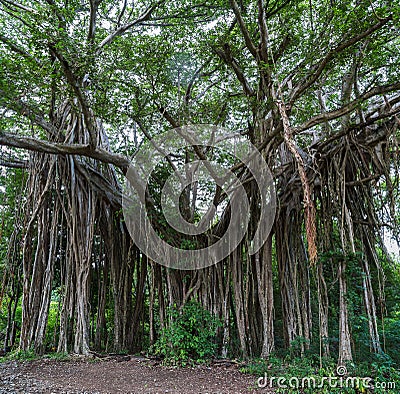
[43,352,70,361]
[0,349,37,362]
[153,300,221,365]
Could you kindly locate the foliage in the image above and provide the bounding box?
[0,349,37,362]
[382,316,400,365]
[241,354,400,394]
[152,300,221,365]
[0,350,69,363]
[42,352,70,361]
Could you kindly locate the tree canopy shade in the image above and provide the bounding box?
[0,0,400,371]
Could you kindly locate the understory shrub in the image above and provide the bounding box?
[153,300,221,365]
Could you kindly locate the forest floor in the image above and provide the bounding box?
[0,356,268,393]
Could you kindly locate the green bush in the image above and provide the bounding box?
[241,354,399,394]
[382,315,400,365]
[153,300,221,365]
[0,349,37,362]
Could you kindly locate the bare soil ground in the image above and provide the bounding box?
[0,357,267,394]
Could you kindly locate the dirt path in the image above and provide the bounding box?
[0,357,266,393]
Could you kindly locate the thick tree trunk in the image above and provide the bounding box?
[276,212,298,348]
[131,253,147,352]
[69,157,95,355]
[4,273,20,351]
[338,259,353,365]
[149,260,156,347]
[316,263,330,358]
[34,201,59,354]
[57,235,76,353]
[20,155,57,352]
[94,240,108,350]
[218,261,231,359]
[255,235,275,358]
[231,247,248,358]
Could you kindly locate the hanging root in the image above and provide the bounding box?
[277,99,318,264]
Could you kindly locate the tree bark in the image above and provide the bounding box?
[255,235,275,358]
[338,259,353,365]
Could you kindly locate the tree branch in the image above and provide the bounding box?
[295,81,400,133]
[116,0,128,27]
[0,155,28,168]
[0,0,34,13]
[0,89,58,137]
[97,0,165,51]
[229,0,257,58]
[214,44,254,96]
[0,34,38,62]
[49,44,98,147]
[158,106,180,128]
[289,15,392,104]
[88,0,100,42]
[257,0,269,61]
[0,131,130,171]
[184,58,212,105]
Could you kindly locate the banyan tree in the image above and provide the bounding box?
[0,0,399,367]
